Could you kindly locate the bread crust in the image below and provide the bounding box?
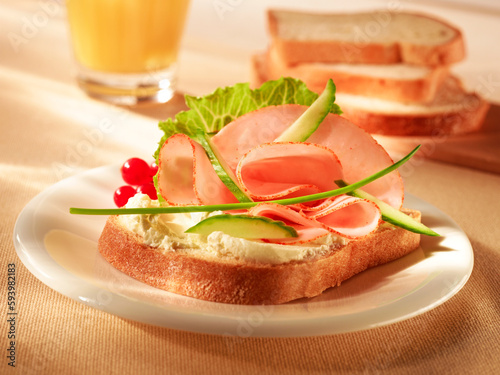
[98,212,421,305]
[268,10,465,67]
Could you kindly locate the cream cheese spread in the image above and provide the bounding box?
[119,194,348,265]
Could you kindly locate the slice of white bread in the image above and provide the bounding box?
[336,76,490,136]
[268,10,465,66]
[251,55,489,137]
[98,211,421,305]
[262,46,451,103]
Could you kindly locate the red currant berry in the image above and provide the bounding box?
[121,158,152,186]
[149,161,159,177]
[137,183,158,200]
[114,185,137,207]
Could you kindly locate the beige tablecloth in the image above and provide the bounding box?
[1,1,499,374]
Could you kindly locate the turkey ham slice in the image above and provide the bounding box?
[250,198,381,244]
[212,104,404,209]
[157,133,238,206]
[236,142,343,201]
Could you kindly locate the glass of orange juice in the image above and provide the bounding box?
[65,0,191,105]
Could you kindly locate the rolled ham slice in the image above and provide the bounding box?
[249,203,330,244]
[212,104,404,209]
[305,195,381,238]
[236,142,343,201]
[249,197,381,243]
[157,134,237,205]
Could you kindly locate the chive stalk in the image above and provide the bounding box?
[70,145,420,216]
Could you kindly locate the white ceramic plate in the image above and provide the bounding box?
[13,165,473,337]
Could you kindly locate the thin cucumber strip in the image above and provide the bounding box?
[274,79,336,142]
[197,132,253,203]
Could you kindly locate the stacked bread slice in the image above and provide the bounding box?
[252,9,489,136]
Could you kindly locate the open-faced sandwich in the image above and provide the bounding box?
[72,78,438,305]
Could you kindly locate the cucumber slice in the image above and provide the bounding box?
[196,132,253,203]
[185,214,298,239]
[274,79,336,142]
[335,180,439,236]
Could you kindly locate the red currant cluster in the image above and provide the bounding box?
[114,157,158,207]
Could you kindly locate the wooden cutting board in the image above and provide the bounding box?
[374,103,500,174]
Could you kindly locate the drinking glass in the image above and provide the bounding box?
[66,0,191,105]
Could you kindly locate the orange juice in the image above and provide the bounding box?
[66,0,190,74]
